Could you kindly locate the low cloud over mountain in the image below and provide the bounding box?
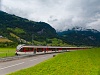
[1,0,100,31]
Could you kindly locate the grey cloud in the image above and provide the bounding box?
[1,0,100,31]
[0,0,2,10]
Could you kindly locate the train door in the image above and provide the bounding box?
[34,48,37,54]
[44,48,46,53]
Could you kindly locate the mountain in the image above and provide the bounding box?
[58,29,100,47]
[0,11,58,47]
[1,10,100,47]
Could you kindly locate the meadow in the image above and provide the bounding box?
[8,48,100,75]
[0,48,16,58]
[0,38,11,42]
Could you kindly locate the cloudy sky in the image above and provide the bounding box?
[1,0,100,31]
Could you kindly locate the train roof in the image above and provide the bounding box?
[17,44,88,49]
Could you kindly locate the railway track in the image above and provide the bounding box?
[0,51,68,62]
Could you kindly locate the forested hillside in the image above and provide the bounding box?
[1,10,100,47]
[0,11,59,47]
[58,29,100,47]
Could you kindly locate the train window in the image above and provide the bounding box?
[52,48,55,51]
[29,48,33,51]
[37,48,43,52]
[25,48,28,50]
[25,48,28,51]
[24,48,33,52]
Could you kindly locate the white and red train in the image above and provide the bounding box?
[15,44,89,55]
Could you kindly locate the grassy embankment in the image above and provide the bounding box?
[0,37,16,58]
[0,48,16,58]
[0,38,11,42]
[8,48,100,75]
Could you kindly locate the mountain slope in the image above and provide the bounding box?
[1,10,100,47]
[0,11,57,46]
[0,11,57,47]
[58,29,100,47]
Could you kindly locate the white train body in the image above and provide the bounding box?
[16,44,88,55]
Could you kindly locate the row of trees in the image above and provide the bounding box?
[0,42,18,47]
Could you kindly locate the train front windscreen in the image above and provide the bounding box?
[16,44,25,51]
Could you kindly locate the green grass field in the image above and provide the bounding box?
[8,48,100,75]
[0,48,16,58]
